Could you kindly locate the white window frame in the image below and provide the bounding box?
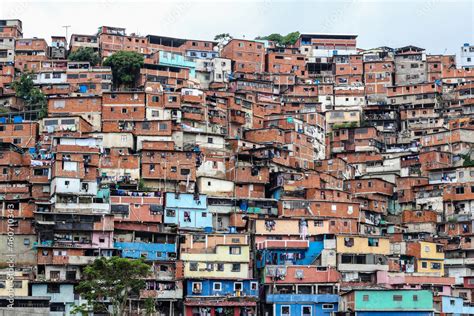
[301,305,312,316]
[191,282,202,294]
[250,281,258,291]
[213,282,222,291]
[281,305,291,316]
[233,282,243,291]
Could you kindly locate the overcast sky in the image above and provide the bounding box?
[1,0,473,55]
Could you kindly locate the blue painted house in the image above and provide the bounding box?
[164,193,212,229]
[185,279,258,316]
[266,294,339,316]
[31,282,84,316]
[256,241,324,268]
[114,241,177,261]
[441,296,474,315]
[186,279,259,297]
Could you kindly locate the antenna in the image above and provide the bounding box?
[62,25,71,42]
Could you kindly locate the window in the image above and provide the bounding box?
[251,282,258,290]
[50,303,66,312]
[13,125,23,131]
[208,137,213,144]
[180,168,190,175]
[189,262,198,271]
[413,295,418,301]
[192,282,202,294]
[363,295,369,301]
[393,295,403,301]
[81,183,89,191]
[450,299,456,306]
[314,220,323,227]
[159,123,168,130]
[302,306,312,316]
[213,282,222,291]
[217,263,224,271]
[229,246,241,255]
[50,271,60,279]
[13,138,21,144]
[344,237,354,247]
[322,304,334,310]
[421,261,428,268]
[231,263,240,272]
[456,187,465,194]
[47,284,60,293]
[368,238,379,247]
[234,282,243,291]
[431,262,442,270]
[281,306,290,316]
[13,281,22,288]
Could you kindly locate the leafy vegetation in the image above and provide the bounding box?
[75,256,150,316]
[332,121,359,130]
[214,33,233,45]
[103,51,144,88]
[461,153,474,167]
[11,72,47,118]
[68,47,101,66]
[255,31,300,46]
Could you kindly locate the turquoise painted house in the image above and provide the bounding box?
[158,51,196,77]
[267,294,338,316]
[164,193,212,229]
[340,289,434,316]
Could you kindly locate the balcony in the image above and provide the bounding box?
[256,240,309,250]
[54,202,110,214]
[266,293,338,304]
[338,263,389,272]
[140,288,183,300]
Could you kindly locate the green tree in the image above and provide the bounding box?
[103,51,144,88]
[76,256,151,316]
[144,297,156,316]
[68,47,101,66]
[11,72,47,118]
[256,31,300,46]
[214,33,233,45]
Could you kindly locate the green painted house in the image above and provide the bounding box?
[339,289,434,316]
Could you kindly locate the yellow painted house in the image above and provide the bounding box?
[180,234,251,279]
[0,270,29,297]
[336,235,390,255]
[415,242,445,276]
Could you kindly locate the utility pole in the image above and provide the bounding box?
[62,25,71,43]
